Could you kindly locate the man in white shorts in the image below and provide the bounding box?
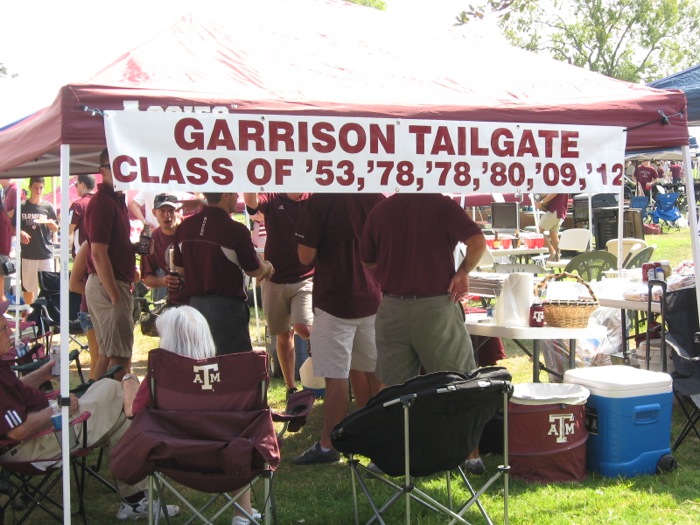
[292,194,384,465]
[536,193,569,262]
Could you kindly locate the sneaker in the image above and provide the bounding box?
[116,497,180,521]
[291,441,340,465]
[462,457,486,475]
[286,386,298,400]
[232,508,262,524]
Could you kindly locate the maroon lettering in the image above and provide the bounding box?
[491,128,514,156]
[338,123,366,154]
[369,124,395,154]
[247,158,272,185]
[207,120,236,150]
[537,130,559,157]
[182,158,206,184]
[211,158,234,185]
[470,128,489,155]
[268,121,295,152]
[311,122,336,154]
[561,131,579,158]
[430,126,455,155]
[160,158,183,184]
[174,118,204,150]
[113,155,137,183]
[275,159,293,184]
[238,120,265,151]
[516,130,538,157]
[408,125,431,154]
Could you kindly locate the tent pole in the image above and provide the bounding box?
[616,180,625,269]
[59,144,72,525]
[681,145,700,330]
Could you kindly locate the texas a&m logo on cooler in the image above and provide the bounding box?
[192,363,221,390]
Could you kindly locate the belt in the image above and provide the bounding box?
[382,292,448,300]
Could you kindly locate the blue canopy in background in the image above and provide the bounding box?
[650,64,700,126]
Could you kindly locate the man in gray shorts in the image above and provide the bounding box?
[360,193,487,472]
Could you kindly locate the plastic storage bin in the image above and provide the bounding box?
[509,383,590,482]
[563,365,675,477]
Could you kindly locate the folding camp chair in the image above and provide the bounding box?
[0,411,106,525]
[110,349,312,525]
[662,285,700,451]
[331,367,513,525]
[629,195,651,223]
[651,192,682,231]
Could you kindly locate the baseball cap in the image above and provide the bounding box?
[153,193,179,210]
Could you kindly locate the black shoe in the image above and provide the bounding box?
[462,457,486,475]
[291,442,340,465]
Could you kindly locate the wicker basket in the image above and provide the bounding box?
[535,272,599,328]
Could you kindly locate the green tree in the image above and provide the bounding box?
[456,0,700,83]
[347,0,386,10]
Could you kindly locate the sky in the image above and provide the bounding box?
[0,0,466,126]
[1,0,695,138]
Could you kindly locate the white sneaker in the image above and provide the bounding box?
[232,508,262,524]
[116,497,180,521]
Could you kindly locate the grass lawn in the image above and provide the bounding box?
[3,227,699,524]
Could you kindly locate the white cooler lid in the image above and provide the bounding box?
[563,365,672,398]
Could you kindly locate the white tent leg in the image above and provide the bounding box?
[616,181,625,269]
[60,143,72,525]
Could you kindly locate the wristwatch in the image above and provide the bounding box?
[121,374,139,384]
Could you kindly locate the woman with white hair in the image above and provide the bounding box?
[122,305,259,525]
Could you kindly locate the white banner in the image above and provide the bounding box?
[104,111,626,194]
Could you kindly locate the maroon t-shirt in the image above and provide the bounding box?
[0,209,12,256]
[174,206,260,300]
[295,194,383,319]
[248,193,314,284]
[360,194,482,296]
[69,192,93,256]
[0,362,49,437]
[3,183,22,217]
[85,183,136,283]
[141,227,184,305]
[634,165,658,188]
[669,163,682,181]
[548,193,568,219]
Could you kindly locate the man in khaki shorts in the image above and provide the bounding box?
[244,193,314,398]
[84,149,137,381]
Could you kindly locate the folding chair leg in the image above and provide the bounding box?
[672,394,700,451]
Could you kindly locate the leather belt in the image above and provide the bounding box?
[382,292,448,300]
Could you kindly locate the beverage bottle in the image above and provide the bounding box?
[660,260,671,279]
[513,229,520,248]
[137,224,152,255]
[493,231,501,249]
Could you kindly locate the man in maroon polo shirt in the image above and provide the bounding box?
[140,193,185,305]
[68,174,95,258]
[173,192,274,355]
[292,193,384,465]
[360,193,487,472]
[85,149,137,381]
[244,193,314,398]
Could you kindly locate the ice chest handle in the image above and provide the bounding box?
[634,403,661,425]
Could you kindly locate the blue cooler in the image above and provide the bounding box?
[563,365,674,477]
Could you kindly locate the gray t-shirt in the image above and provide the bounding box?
[20,200,57,260]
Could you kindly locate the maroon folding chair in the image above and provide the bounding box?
[110,349,311,525]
